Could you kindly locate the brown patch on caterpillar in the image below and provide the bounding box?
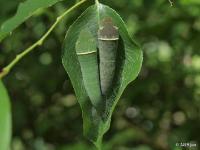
[98,18,119,41]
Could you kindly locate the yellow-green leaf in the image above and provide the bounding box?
[0,0,64,42]
[0,80,12,150]
[62,3,143,149]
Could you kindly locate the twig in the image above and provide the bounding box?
[168,0,173,7]
[0,0,87,79]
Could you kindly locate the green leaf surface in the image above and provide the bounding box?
[0,80,12,150]
[62,3,143,149]
[0,0,63,42]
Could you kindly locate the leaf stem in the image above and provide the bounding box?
[95,0,99,5]
[0,0,87,79]
[95,0,100,25]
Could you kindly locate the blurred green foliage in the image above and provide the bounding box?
[0,0,200,150]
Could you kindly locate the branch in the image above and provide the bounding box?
[168,0,173,7]
[0,0,87,79]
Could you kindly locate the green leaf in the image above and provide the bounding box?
[0,80,12,150]
[0,0,64,42]
[62,3,143,149]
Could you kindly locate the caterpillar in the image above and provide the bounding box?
[75,29,102,108]
[76,18,119,110]
[98,18,119,96]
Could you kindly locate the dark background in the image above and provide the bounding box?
[0,0,200,150]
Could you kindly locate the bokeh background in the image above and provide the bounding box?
[0,0,200,150]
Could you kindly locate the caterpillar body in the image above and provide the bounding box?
[75,29,102,108]
[98,18,119,96]
[76,18,119,110]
